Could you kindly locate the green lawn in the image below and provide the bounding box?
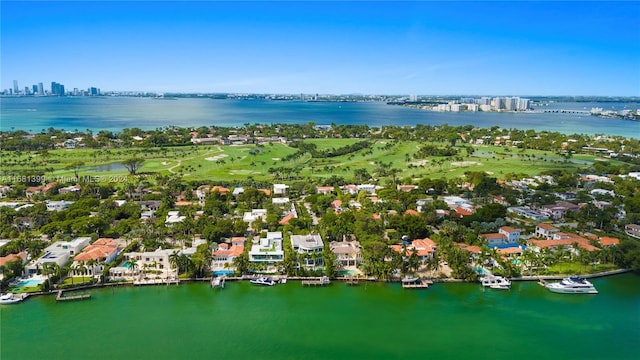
[61,276,94,286]
[546,262,618,275]
[0,141,611,185]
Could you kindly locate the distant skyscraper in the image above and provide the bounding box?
[90,87,98,96]
[32,85,38,94]
[505,97,518,111]
[51,81,66,96]
[518,98,530,111]
[38,82,44,95]
[13,80,18,94]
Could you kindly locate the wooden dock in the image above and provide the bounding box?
[345,276,360,286]
[56,290,91,302]
[402,280,432,289]
[301,277,330,287]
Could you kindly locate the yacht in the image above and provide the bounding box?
[480,275,511,290]
[544,277,598,294]
[250,277,276,286]
[0,293,24,304]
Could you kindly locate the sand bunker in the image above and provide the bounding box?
[451,161,482,166]
[410,160,429,166]
[205,154,229,161]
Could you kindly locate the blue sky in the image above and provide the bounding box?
[1,1,639,95]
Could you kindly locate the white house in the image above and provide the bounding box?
[165,211,186,225]
[273,184,289,196]
[243,209,267,223]
[290,234,324,268]
[111,248,177,280]
[249,232,284,264]
[535,223,559,239]
[330,241,363,268]
[46,200,74,211]
[26,237,91,274]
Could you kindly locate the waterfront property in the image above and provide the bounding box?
[26,237,91,275]
[212,241,245,271]
[330,240,363,268]
[109,248,177,281]
[290,234,324,268]
[392,238,437,261]
[248,232,284,266]
[71,238,121,277]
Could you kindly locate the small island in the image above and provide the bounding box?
[1,123,639,298]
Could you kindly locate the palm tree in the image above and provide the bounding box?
[128,259,138,276]
[169,251,181,275]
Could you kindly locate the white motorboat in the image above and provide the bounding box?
[0,293,24,304]
[401,276,420,284]
[250,277,276,286]
[481,275,511,290]
[545,277,598,294]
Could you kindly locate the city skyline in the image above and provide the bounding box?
[1,1,639,96]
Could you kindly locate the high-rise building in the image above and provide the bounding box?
[477,97,491,106]
[90,87,98,96]
[32,85,38,94]
[505,97,518,111]
[518,98,530,111]
[51,82,66,96]
[13,80,19,94]
[38,82,44,95]
[492,97,506,110]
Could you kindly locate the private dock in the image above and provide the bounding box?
[211,276,226,288]
[301,277,330,287]
[56,290,91,301]
[345,276,360,286]
[402,280,433,289]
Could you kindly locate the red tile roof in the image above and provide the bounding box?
[279,214,295,225]
[211,186,230,194]
[258,189,271,196]
[537,223,558,231]
[454,206,474,216]
[455,243,482,254]
[404,209,420,216]
[213,244,244,258]
[0,252,27,267]
[598,236,620,246]
[74,238,119,262]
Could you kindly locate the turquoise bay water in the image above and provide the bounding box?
[2,274,639,359]
[1,97,638,137]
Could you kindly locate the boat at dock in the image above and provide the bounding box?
[481,275,511,290]
[401,276,420,284]
[0,293,25,304]
[543,277,598,294]
[211,276,226,289]
[250,277,276,286]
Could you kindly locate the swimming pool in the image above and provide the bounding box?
[122,261,131,268]
[473,267,489,275]
[14,279,44,288]
[339,270,360,275]
[213,270,234,276]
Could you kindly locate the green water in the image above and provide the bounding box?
[2,275,639,359]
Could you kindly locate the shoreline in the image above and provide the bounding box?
[11,268,634,303]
